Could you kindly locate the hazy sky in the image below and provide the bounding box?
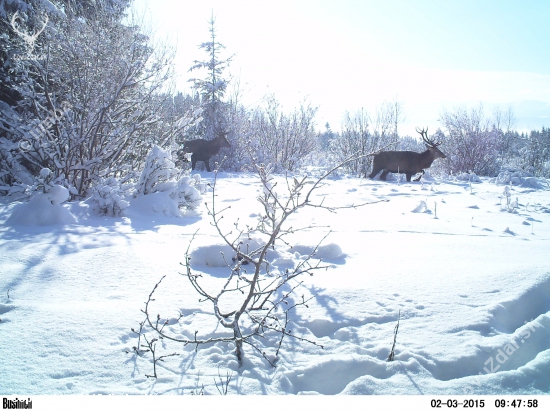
[133,0,550,135]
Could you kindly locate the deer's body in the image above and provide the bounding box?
[183,132,230,172]
[369,128,446,182]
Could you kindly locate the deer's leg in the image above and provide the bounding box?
[406,173,412,182]
[204,159,212,172]
[369,167,382,179]
[380,170,390,181]
[412,170,425,182]
[191,155,197,170]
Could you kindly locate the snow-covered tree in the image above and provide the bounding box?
[0,0,183,197]
[135,145,201,213]
[136,145,179,196]
[319,122,336,151]
[518,128,550,177]
[186,14,233,146]
[248,97,318,172]
[438,104,504,176]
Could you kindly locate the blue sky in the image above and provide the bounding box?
[133,0,550,135]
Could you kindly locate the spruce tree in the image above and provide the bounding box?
[188,13,233,140]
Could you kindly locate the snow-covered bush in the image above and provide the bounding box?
[133,145,202,215]
[171,175,202,211]
[223,97,319,173]
[5,189,76,226]
[411,200,429,213]
[136,145,179,196]
[490,168,545,189]
[495,168,533,185]
[438,105,503,176]
[5,168,76,226]
[90,177,132,217]
[0,3,183,198]
[329,108,399,177]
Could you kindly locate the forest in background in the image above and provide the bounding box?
[1,0,549,203]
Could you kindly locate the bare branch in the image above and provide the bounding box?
[137,150,383,374]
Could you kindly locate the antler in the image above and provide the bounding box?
[416,127,441,147]
[213,123,230,137]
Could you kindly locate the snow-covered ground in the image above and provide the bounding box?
[1,171,549,395]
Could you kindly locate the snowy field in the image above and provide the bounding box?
[1,171,549,395]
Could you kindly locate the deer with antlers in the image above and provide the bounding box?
[369,127,446,182]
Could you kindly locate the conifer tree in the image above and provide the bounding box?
[188,13,233,140]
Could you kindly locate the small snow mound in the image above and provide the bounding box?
[127,191,181,217]
[190,237,269,267]
[291,243,344,260]
[272,257,296,268]
[316,243,344,259]
[521,177,546,189]
[5,189,76,226]
[189,244,233,267]
[491,168,545,189]
[127,178,202,218]
[454,172,482,183]
[46,184,70,205]
[0,303,15,314]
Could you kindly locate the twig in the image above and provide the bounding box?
[130,319,147,355]
[387,310,401,362]
[215,368,233,395]
[190,371,205,395]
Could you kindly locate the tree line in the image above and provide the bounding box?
[1,0,548,200]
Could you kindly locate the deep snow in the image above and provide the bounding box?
[1,171,549,395]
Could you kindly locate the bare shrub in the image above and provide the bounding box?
[330,103,402,177]
[137,155,385,373]
[438,104,503,176]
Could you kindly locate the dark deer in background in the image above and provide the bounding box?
[182,130,231,172]
[369,127,446,182]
